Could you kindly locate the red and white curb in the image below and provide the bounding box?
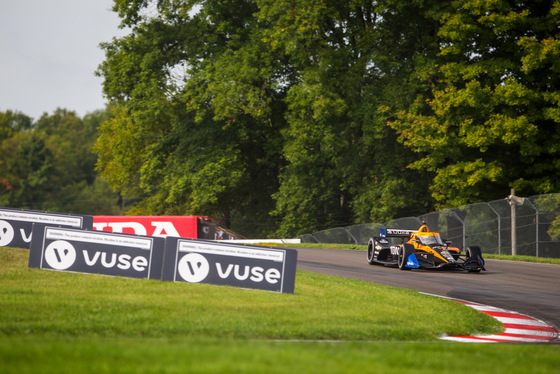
[442,300,560,343]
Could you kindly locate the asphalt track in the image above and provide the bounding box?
[295,247,560,332]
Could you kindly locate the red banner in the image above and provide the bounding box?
[93,216,199,239]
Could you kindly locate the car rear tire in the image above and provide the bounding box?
[398,244,414,270]
[367,238,376,265]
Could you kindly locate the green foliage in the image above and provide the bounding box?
[94,0,560,237]
[96,0,287,236]
[262,0,443,234]
[0,110,32,142]
[4,2,559,236]
[389,0,560,209]
[0,109,120,214]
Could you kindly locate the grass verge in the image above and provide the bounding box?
[482,253,560,264]
[1,247,558,373]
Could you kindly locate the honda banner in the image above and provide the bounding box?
[93,215,198,238]
[93,215,236,240]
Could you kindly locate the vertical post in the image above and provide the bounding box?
[510,189,517,256]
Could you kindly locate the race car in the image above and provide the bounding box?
[367,224,486,272]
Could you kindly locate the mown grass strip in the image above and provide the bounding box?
[482,253,560,264]
[0,336,559,374]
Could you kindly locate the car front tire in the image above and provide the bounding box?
[398,244,413,270]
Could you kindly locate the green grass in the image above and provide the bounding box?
[482,253,560,264]
[1,247,558,373]
[2,337,559,374]
[0,247,498,340]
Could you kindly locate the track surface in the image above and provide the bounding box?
[296,247,560,332]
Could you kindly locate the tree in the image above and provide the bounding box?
[0,131,55,208]
[388,0,560,209]
[261,0,443,235]
[0,109,120,214]
[0,111,34,200]
[0,110,33,141]
[96,0,286,236]
[98,0,560,238]
[96,0,447,237]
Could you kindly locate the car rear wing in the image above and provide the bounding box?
[379,228,416,238]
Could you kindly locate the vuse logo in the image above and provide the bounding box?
[44,240,77,270]
[178,253,210,282]
[0,220,15,246]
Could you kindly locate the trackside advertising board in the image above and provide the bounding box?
[28,226,165,280]
[162,238,297,294]
[93,216,198,238]
[0,208,93,249]
[93,216,236,240]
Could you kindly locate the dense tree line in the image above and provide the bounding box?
[0,109,121,215]
[95,0,560,237]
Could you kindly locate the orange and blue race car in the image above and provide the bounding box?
[367,224,486,272]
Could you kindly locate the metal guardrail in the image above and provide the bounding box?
[300,193,560,258]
